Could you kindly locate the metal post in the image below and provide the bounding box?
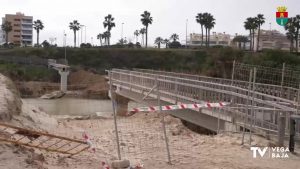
[156,76,171,164]
[64,32,67,64]
[278,112,286,146]
[289,118,296,152]
[231,60,236,86]
[281,63,286,96]
[185,19,188,48]
[85,26,87,43]
[109,72,121,160]
[217,108,221,134]
[121,23,124,40]
[249,68,256,146]
[242,69,252,145]
[297,83,300,114]
[230,60,236,105]
[175,78,178,104]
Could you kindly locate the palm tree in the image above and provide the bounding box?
[244,17,257,51]
[204,13,215,47]
[118,38,127,45]
[170,34,179,42]
[103,14,115,46]
[163,39,169,48]
[139,28,146,46]
[294,15,300,53]
[33,19,44,47]
[285,16,300,53]
[97,33,103,46]
[134,30,140,43]
[102,31,111,46]
[233,35,249,50]
[1,21,12,44]
[255,14,265,51]
[154,37,163,48]
[141,11,153,48]
[196,13,205,46]
[69,20,80,47]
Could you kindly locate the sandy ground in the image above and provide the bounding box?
[1,111,300,169]
[34,112,299,169]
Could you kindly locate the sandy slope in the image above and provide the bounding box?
[43,113,300,169]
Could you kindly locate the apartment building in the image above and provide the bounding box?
[0,30,4,44]
[2,12,33,46]
[253,30,291,51]
[188,32,232,47]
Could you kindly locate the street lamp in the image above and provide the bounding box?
[85,25,87,43]
[121,23,124,40]
[63,31,67,63]
[186,19,188,48]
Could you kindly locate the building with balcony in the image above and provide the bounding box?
[188,32,232,47]
[2,12,33,46]
[253,30,292,51]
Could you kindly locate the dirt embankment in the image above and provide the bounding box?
[16,69,109,99]
[0,73,58,169]
[0,74,22,121]
[68,69,109,99]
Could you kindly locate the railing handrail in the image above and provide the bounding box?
[110,69,297,112]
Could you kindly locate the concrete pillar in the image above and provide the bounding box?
[58,69,69,92]
[115,93,130,116]
[277,113,286,146]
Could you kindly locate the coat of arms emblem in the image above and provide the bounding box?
[276,6,288,26]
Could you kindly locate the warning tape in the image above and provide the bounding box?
[129,102,229,113]
[82,131,95,153]
[101,161,110,169]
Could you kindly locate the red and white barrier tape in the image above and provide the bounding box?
[82,131,95,153]
[129,102,229,113]
[101,161,110,169]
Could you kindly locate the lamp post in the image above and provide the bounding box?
[85,26,87,43]
[64,31,67,63]
[121,23,124,40]
[186,19,188,48]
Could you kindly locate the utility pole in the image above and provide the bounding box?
[84,25,87,43]
[121,23,124,40]
[186,19,188,48]
[63,31,67,64]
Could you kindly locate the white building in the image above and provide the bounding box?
[253,30,291,51]
[0,30,4,44]
[188,32,232,47]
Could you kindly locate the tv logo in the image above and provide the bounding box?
[250,147,289,159]
[250,147,268,158]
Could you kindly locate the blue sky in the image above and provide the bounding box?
[1,0,299,46]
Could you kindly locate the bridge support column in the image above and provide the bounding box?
[115,93,130,116]
[277,113,286,146]
[59,69,69,92]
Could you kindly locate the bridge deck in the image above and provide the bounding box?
[108,69,300,138]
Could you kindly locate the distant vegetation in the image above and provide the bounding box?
[0,61,58,81]
[0,48,299,83]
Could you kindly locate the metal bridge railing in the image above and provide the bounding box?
[133,68,299,102]
[110,68,300,141]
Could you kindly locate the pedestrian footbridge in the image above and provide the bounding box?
[107,67,300,146]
